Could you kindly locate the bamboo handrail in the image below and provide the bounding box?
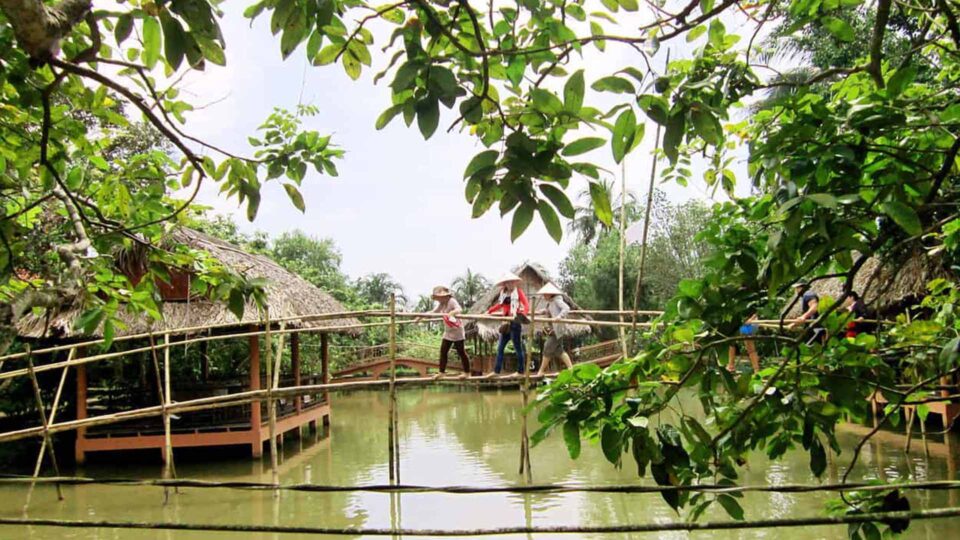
[3,507,960,535]
[0,309,390,364]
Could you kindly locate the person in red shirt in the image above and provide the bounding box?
[485,273,529,377]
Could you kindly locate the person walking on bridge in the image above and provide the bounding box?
[429,286,470,379]
[534,283,574,377]
[486,273,529,378]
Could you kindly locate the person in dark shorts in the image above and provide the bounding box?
[428,286,470,379]
[789,281,826,345]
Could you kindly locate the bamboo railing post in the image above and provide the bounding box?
[618,159,628,359]
[387,294,399,485]
[161,333,178,500]
[24,347,64,501]
[269,322,287,492]
[519,311,533,482]
[23,349,73,510]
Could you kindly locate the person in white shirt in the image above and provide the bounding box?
[428,286,470,379]
[534,283,574,376]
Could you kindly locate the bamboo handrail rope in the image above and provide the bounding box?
[0,309,392,364]
[22,348,72,511]
[387,294,397,485]
[4,507,960,535]
[24,348,64,501]
[8,476,960,495]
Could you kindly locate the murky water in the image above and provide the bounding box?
[3,386,960,538]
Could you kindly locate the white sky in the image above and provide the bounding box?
[174,5,762,300]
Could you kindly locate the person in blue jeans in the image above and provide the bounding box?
[485,273,530,377]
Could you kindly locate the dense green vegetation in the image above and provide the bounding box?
[2,0,960,535]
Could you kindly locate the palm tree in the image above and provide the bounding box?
[452,268,489,308]
[356,273,407,307]
[566,179,641,245]
[414,294,435,313]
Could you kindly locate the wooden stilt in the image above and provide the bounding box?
[23,349,72,510]
[24,348,64,501]
[519,311,533,482]
[388,294,398,485]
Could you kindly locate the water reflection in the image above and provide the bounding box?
[1,386,959,539]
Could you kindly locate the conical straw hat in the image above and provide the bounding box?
[431,286,453,298]
[535,282,563,296]
[495,272,522,285]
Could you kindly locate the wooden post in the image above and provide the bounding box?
[388,294,398,485]
[200,340,209,383]
[519,311,533,482]
[74,359,87,464]
[268,323,286,491]
[618,158,628,359]
[320,333,330,405]
[25,349,64,501]
[249,329,262,458]
[291,333,301,414]
[162,333,177,499]
[24,349,72,510]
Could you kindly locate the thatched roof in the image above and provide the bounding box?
[466,262,592,341]
[17,227,361,339]
[787,251,951,317]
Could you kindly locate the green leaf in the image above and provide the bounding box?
[464,150,499,178]
[638,94,669,125]
[591,76,635,94]
[939,337,960,370]
[530,88,563,115]
[662,112,686,165]
[142,17,162,69]
[611,108,637,164]
[600,424,622,465]
[283,183,305,212]
[378,4,405,24]
[315,44,341,66]
[160,12,187,70]
[375,104,403,130]
[617,0,639,11]
[563,420,581,459]
[539,184,575,219]
[538,200,562,243]
[563,70,585,113]
[511,202,535,242]
[822,16,855,42]
[416,97,440,139]
[881,201,922,236]
[195,36,226,66]
[717,494,745,520]
[589,181,613,226]
[690,108,721,145]
[686,25,707,42]
[563,137,606,156]
[807,193,838,208]
[887,65,918,98]
[115,14,134,45]
[707,18,725,48]
[809,437,826,478]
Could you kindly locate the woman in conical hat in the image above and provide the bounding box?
[484,272,529,377]
[427,285,470,379]
[533,282,573,377]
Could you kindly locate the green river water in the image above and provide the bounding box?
[2,386,960,539]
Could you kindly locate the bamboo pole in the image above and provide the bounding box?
[5,507,960,535]
[270,322,287,492]
[1,309,391,364]
[619,158,628,359]
[161,333,177,502]
[22,349,72,511]
[519,311,533,482]
[24,348,64,501]
[387,294,398,485]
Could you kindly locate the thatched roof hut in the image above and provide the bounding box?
[17,227,360,339]
[788,251,952,317]
[466,262,592,341]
